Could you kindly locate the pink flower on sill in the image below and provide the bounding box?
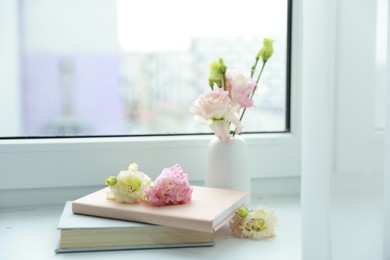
[145,164,193,207]
[226,71,257,109]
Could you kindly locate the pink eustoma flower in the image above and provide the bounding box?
[145,164,193,207]
[189,88,242,141]
[226,71,256,109]
[189,88,232,121]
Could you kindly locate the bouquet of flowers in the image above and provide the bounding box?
[190,38,274,142]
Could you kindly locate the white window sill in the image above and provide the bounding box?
[0,193,301,260]
[1,180,383,260]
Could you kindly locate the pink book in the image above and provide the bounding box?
[72,186,248,233]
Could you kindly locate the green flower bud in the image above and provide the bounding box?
[105,176,117,186]
[257,38,274,63]
[208,57,227,88]
[237,207,249,218]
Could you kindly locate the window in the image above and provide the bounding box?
[0,0,300,194]
[1,0,290,138]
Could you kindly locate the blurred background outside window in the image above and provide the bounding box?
[1,0,290,137]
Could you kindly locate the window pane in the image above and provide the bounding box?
[1,0,290,137]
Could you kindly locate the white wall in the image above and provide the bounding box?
[334,0,381,178]
[301,0,387,259]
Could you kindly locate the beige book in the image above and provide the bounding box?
[72,185,248,233]
[56,202,214,253]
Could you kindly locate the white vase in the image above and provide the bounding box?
[205,135,251,196]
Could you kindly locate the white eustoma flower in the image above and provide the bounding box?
[241,206,277,240]
[107,163,151,204]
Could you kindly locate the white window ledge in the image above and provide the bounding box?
[1,188,383,260]
[0,193,301,260]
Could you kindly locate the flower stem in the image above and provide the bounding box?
[251,59,259,78]
[233,61,267,137]
[251,61,267,99]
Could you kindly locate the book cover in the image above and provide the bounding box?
[72,185,248,233]
[56,201,214,253]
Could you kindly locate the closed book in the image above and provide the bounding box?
[72,185,248,233]
[56,201,214,253]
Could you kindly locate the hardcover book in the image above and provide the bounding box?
[56,201,214,253]
[72,185,248,233]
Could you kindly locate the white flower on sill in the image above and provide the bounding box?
[230,205,277,240]
[106,163,151,204]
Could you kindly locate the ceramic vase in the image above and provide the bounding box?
[205,135,251,196]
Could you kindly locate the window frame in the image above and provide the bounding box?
[0,0,302,192]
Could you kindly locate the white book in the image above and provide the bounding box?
[55,201,214,253]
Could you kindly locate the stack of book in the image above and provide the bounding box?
[55,185,248,253]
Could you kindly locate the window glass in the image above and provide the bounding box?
[2,0,290,137]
